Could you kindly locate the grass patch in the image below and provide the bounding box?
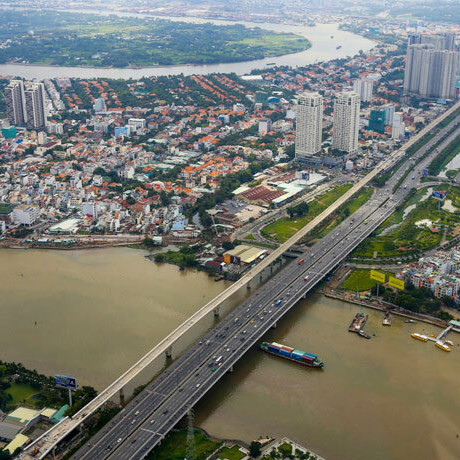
[261,184,353,243]
[243,234,256,240]
[341,269,392,292]
[5,383,39,405]
[147,429,221,460]
[216,446,245,460]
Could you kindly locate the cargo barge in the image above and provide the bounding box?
[348,313,371,338]
[260,342,324,368]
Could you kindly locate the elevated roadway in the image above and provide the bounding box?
[22,101,460,459]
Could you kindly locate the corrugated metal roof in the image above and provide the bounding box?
[5,433,29,454]
[51,405,69,423]
[0,421,22,441]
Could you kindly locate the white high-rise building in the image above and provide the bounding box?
[93,97,107,113]
[24,82,47,130]
[392,112,405,139]
[4,80,26,126]
[353,79,373,102]
[295,92,323,161]
[332,91,360,154]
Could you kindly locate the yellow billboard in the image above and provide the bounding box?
[370,270,386,284]
[389,276,405,290]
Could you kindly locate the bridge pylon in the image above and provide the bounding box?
[165,346,173,359]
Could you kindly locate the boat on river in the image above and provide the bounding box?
[436,341,451,352]
[260,342,324,368]
[382,312,391,326]
[411,333,428,342]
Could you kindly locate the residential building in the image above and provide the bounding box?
[408,32,457,51]
[353,79,373,102]
[258,118,272,136]
[404,43,459,99]
[295,92,323,161]
[4,80,26,126]
[332,91,360,153]
[392,112,405,139]
[25,82,47,130]
[93,97,107,113]
[82,202,98,218]
[382,104,395,126]
[12,204,40,226]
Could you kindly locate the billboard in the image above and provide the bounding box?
[432,190,446,201]
[370,270,385,284]
[389,276,405,290]
[55,375,77,390]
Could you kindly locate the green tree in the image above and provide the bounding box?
[249,441,261,457]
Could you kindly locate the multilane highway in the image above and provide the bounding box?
[22,102,460,460]
[65,109,460,460]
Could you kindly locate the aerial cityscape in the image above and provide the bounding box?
[0,1,460,459]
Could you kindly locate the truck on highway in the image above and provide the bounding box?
[298,258,305,265]
[275,299,282,307]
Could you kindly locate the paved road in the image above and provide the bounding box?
[22,102,460,460]
[65,110,460,460]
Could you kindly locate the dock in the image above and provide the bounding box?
[412,324,456,351]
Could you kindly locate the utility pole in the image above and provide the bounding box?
[185,409,196,460]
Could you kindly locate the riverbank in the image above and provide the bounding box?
[0,22,374,79]
[0,10,311,69]
[324,290,450,329]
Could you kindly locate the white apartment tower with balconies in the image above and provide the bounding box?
[332,91,360,154]
[295,92,323,161]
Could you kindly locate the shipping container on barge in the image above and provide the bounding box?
[260,342,324,368]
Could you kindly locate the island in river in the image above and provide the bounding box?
[0,9,310,68]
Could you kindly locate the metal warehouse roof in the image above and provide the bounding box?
[0,422,22,442]
[5,433,29,454]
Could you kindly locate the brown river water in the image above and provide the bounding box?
[0,248,459,459]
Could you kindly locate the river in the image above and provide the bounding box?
[0,12,374,79]
[0,248,459,459]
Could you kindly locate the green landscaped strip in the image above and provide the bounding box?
[261,184,353,243]
[428,134,460,176]
[147,429,221,460]
[353,185,460,259]
[305,187,374,243]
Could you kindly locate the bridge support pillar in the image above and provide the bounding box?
[52,447,56,460]
[213,307,220,317]
[165,346,173,359]
[271,321,277,329]
[119,387,125,406]
[228,365,234,372]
